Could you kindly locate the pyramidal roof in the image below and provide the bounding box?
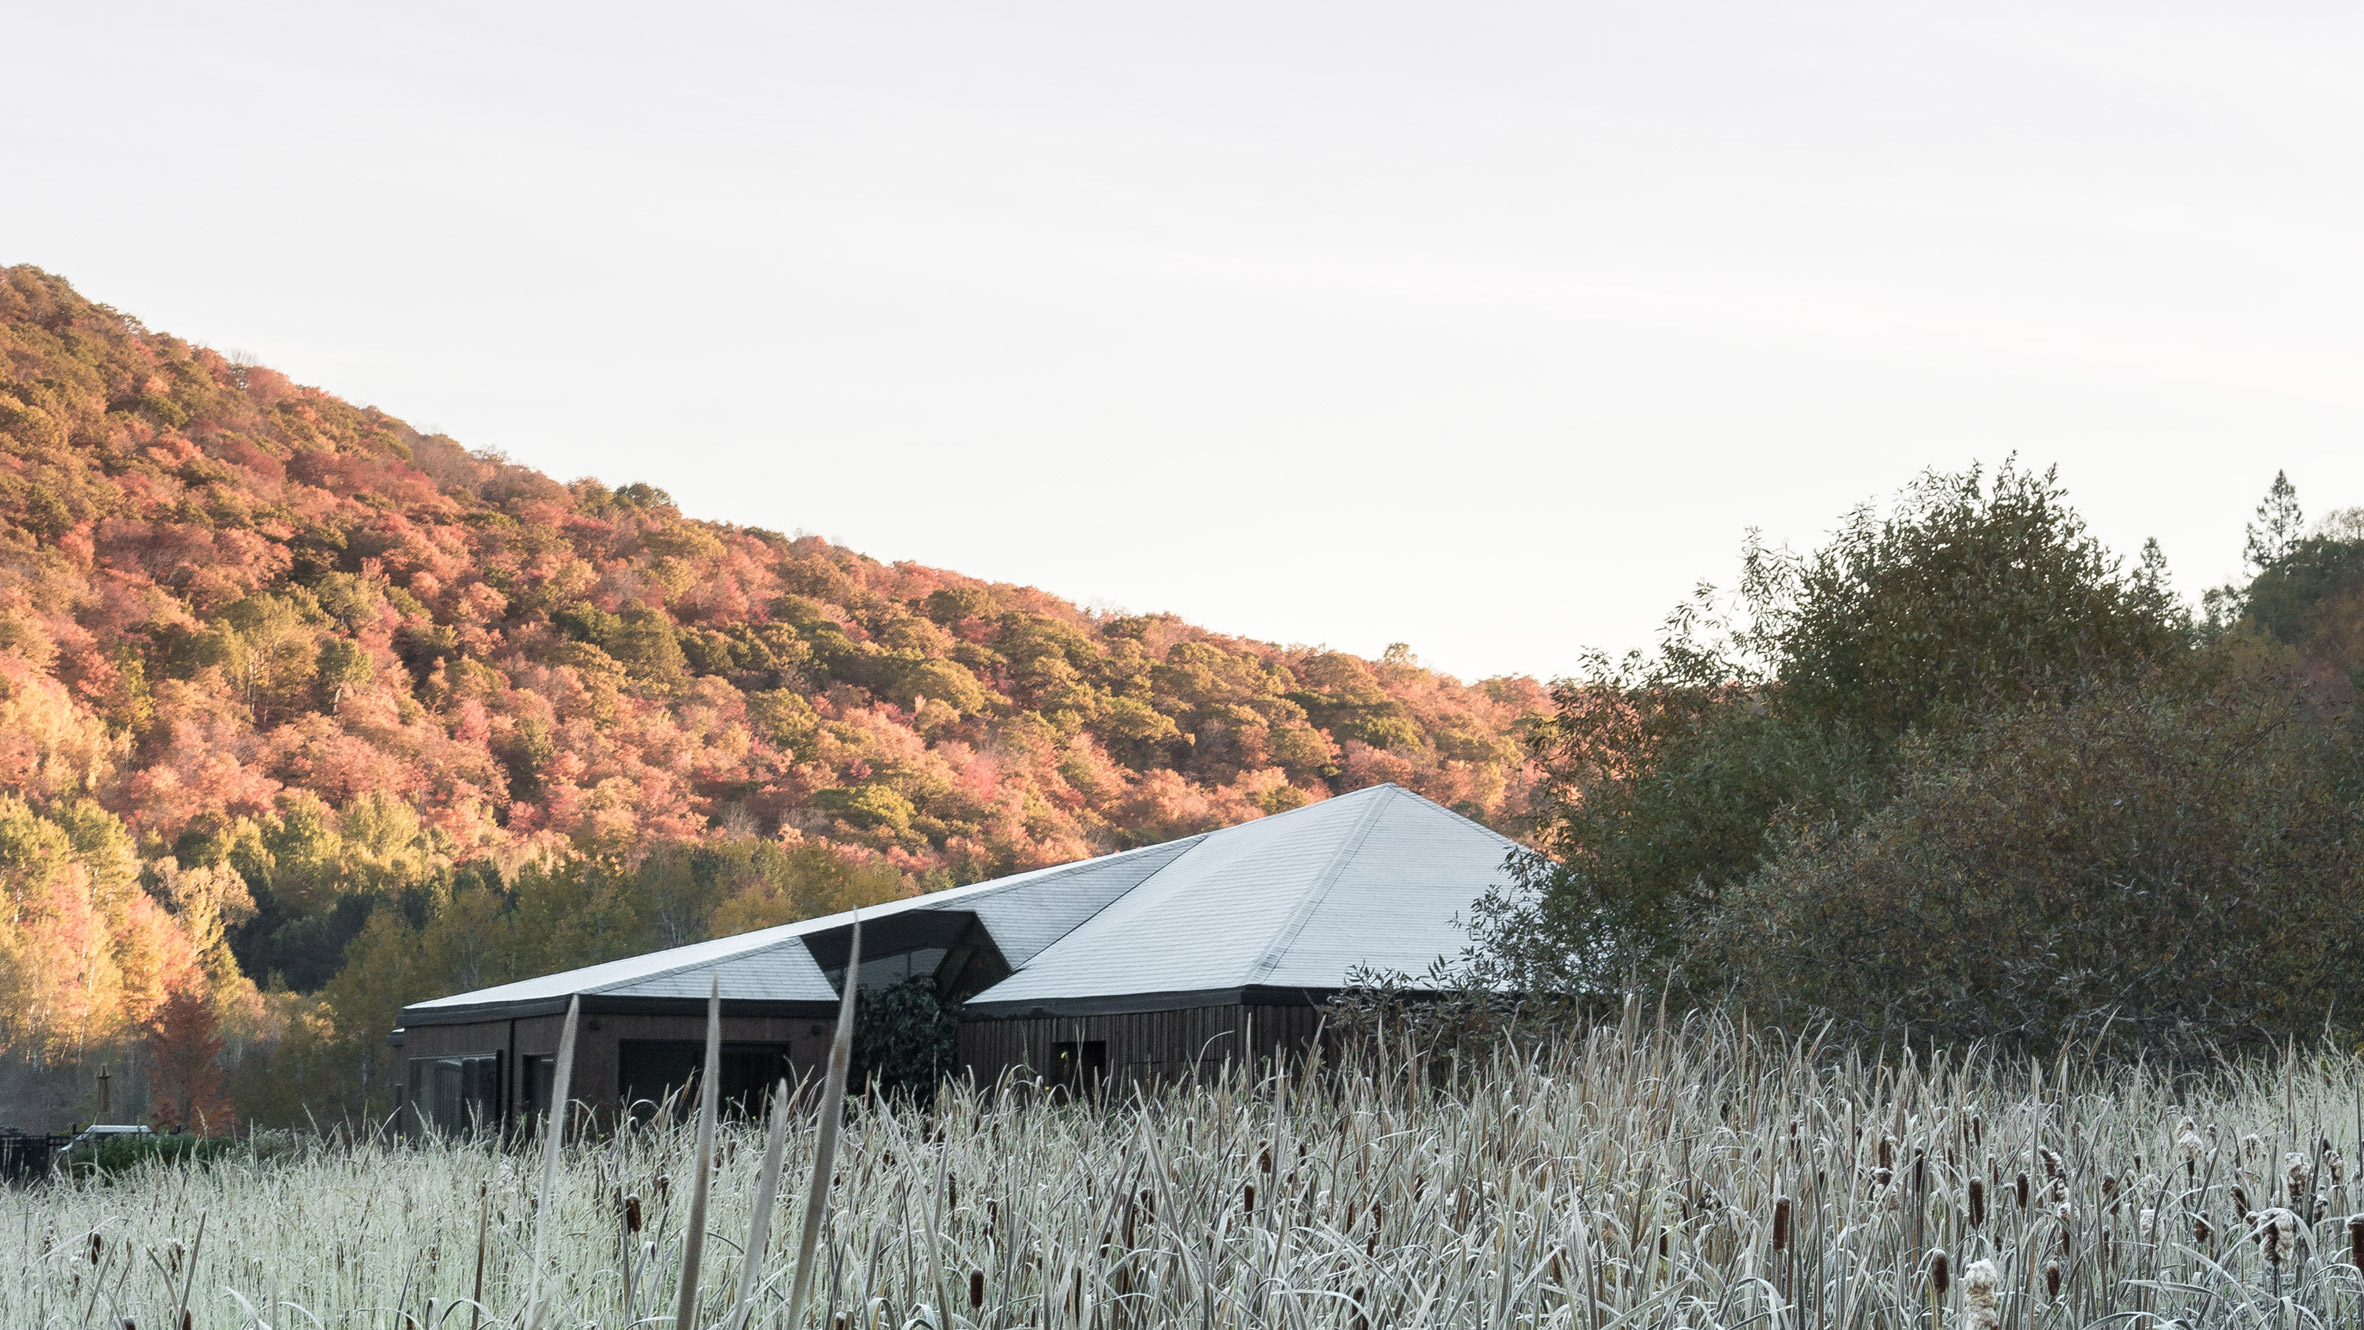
[398,784,1518,1026]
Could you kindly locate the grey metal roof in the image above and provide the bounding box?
[963,785,1516,1014]
[399,783,1515,1026]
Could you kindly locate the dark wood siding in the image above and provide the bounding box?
[959,1004,1330,1088]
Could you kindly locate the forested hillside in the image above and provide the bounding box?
[0,267,1545,1125]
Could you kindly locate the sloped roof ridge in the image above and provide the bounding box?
[597,834,1211,992]
[410,834,1208,1009]
[1242,784,1399,985]
[577,925,819,997]
[1009,784,1417,978]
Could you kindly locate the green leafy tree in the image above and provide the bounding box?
[1702,646,2364,1055]
[1480,462,2187,1004]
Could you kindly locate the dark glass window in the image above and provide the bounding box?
[618,1040,792,1121]
[407,1055,501,1134]
[1049,1040,1107,1093]
[521,1054,558,1121]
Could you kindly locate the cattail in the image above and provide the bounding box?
[2347,1214,2364,1270]
[2044,1262,2061,1299]
[1964,1259,2000,1330]
[1880,1137,1896,1172]
[1772,1196,1793,1254]
[2016,1173,2030,1210]
[2195,1214,2213,1245]
[2041,1148,2064,1180]
[2287,1153,2309,1205]
[2177,1119,2203,1178]
[623,1195,642,1234]
[1930,1248,1950,1297]
[2232,1184,2251,1218]
[2258,1207,2297,1266]
[1351,1286,1370,1330]
[1658,1228,1670,1258]
[2139,1207,2156,1241]
[89,1233,102,1262]
[2101,1174,2119,1214]
[969,1271,984,1309]
[1243,1181,1256,1214]
[1258,1143,1273,1174]
[1968,1178,1986,1227]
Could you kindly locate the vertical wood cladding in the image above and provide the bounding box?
[958,1004,1331,1087]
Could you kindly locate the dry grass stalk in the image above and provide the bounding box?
[672,979,723,1330]
[520,994,579,1330]
[722,1078,792,1330]
[785,914,861,1330]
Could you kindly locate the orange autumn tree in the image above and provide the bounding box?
[146,985,234,1134]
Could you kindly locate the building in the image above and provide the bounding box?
[392,783,1517,1130]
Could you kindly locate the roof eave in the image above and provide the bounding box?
[399,993,841,1027]
[959,984,1354,1019]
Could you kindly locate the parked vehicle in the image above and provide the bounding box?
[53,1124,152,1157]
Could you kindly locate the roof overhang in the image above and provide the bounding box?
[398,993,841,1028]
[959,984,1349,1019]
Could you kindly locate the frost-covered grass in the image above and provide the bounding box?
[10,1008,2364,1330]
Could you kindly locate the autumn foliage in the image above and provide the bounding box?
[0,266,1545,1124]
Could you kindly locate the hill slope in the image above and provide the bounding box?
[0,266,1543,1121]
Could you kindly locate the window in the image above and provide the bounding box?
[408,1055,501,1135]
[1049,1040,1107,1093]
[521,1055,558,1121]
[618,1041,793,1121]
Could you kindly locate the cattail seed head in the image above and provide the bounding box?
[1968,1178,1986,1227]
[969,1270,985,1309]
[1772,1196,1792,1254]
[2346,1214,2363,1269]
[2231,1184,2250,1217]
[2041,1148,2063,1180]
[623,1194,642,1234]
[1242,1181,1255,1214]
[2044,1262,2061,1299]
[2016,1173,2030,1209]
[1931,1249,1950,1296]
[88,1233,101,1262]
[2195,1214,2213,1245]
[1258,1143,1273,1174]
[1879,1137,1895,1172]
[2257,1207,2297,1265]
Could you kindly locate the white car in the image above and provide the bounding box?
[54,1124,153,1156]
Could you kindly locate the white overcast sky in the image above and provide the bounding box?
[8,2,2362,680]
